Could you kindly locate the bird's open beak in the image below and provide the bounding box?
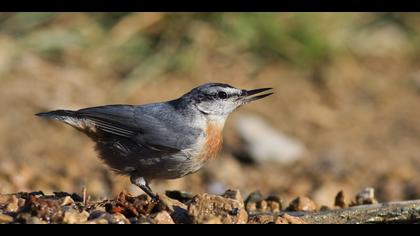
[240,87,273,104]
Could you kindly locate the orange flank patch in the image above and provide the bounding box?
[201,121,224,161]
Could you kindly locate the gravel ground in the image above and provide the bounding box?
[0,188,389,224]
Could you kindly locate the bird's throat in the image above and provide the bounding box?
[201,120,224,161]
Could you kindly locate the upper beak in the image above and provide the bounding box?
[240,87,273,104]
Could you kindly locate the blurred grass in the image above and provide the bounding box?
[1,12,419,81]
[1,12,420,107]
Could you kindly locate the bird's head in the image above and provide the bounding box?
[182,83,273,119]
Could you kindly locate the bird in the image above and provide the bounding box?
[36,83,273,199]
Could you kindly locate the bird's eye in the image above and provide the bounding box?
[218,91,228,99]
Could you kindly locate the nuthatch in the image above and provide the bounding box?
[36,83,273,199]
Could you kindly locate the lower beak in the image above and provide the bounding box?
[240,87,273,104]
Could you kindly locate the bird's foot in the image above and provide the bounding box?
[130,176,172,213]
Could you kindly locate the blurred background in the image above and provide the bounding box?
[1,13,420,206]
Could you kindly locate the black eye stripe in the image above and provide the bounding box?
[198,93,214,101]
[196,88,240,102]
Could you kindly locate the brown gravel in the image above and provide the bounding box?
[286,196,318,212]
[0,188,386,224]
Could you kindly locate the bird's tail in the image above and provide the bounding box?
[35,109,84,129]
[36,109,99,138]
[35,109,77,121]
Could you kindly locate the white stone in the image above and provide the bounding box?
[235,114,305,164]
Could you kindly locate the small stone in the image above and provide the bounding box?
[88,210,107,220]
[245,191,264,212]
[352,187,378,206]
[133,215,151,224]
[282,213,307,224]
[0,195,19,212]
[188,193,248,224]
[86,218,109,224]
[0,194,9,204]
[275,217,289,224]
[0,214,13,223]
[157,193,188,212]
[245,191,264,203]
[112,213,130,224]
[15,210,53,224]
[151,211,175,224]
[165,190,194,202]
[17,198,26,208]
[320,205,331,211]
[63,209,89,224]
[53,192,83,202]
[6,197,19,212]
[15,212,31,223]
[267,201,281,213]
[234,114,306,164]
[246,202,257,212]
[60,196,75,206]
[334,190,347,208]
[87,211,129,224]
[266,195,282,210]
[87,211,112,224]
[222,189,244,206]
[156,193,190,223]
[256,200,268,212]
[248,215,276,224]
[16,191,44,199]
[103,192,151,217]
[265,195,282,212]
[26,216,47,224]
[287,196,317,212]
[23,196,63,223]
[202,217,222,224]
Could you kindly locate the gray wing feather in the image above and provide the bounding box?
[86,117,137,137]
[76,104,199,152]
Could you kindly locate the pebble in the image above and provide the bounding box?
[234,114,305,164]
[188,190,248,224]
[0,194,19,212]
[60,196,75,206]
[282,213,307,224]
[0,214,13,223]
[165,190,194,202]
[287,196,317,212]
[245,191,264,212]
[151,211,175,224]
[62,209,89,224]
[353,187,378,206]
[248,215,276,224]
[334,190,347,208]
[87,211,130,224]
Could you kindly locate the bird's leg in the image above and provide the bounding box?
[130,176,173,213]
[130,176,158,201]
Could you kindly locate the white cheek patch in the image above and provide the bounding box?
[224,87,241,96]
[196,103,212,114]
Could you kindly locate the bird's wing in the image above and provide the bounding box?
[77,105,139,138]
[76,104,198,153]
